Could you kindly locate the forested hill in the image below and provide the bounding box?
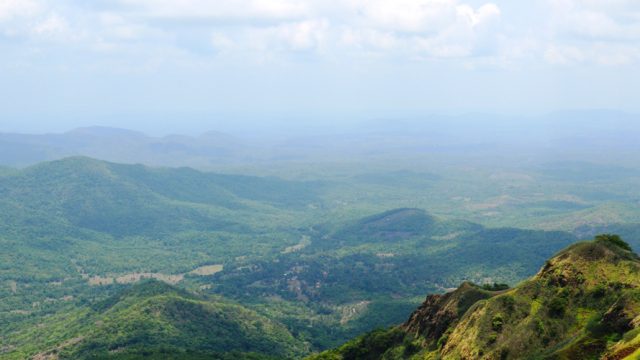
[1,156,321,212]
[0,156,322,236]
[4,280,308,359]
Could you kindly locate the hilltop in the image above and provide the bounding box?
[310,235,640,359]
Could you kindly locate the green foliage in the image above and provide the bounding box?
[491,314,504,332]
[585,314,609,337]
[437,328,452,349]
[595,234,633,252]
[401,337,420,356]
[499,295,515,311]
[334,328,405,360]
[590,284,607,298]
[5,281,307,360]
[548,296,568,318]
[481,283,510,291]
[534,319,545,336]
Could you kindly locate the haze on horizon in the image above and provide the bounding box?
[1,0,640,135]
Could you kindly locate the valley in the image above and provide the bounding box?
[0,155,639,359]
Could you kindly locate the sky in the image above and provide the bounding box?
[1,0,639,134]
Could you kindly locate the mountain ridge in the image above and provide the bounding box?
[310,235,640,359]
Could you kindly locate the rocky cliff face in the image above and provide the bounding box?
[402,282,495,342]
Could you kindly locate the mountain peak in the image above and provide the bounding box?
[554,234,636,262]
[534,236,639,291]
[356,208,436,233]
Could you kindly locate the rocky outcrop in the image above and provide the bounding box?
[402,282,496,342]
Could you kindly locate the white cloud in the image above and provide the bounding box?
[2,0,639,68]
[545,42,640,66]
[0,0,504,64]
[542,0,640,65]
[211,19,329,56]
[456,3,500,27]
[275,19,329,50]
[0,0,41,21]
[340,28,398,50]
[32,13,69,38]
[198,1,501,60]
[348,0,459,33]
[544,45,585,64]
[211,32,234,50]
[549,0,640,40]
[118,0,310,20]
[332,1,501,59]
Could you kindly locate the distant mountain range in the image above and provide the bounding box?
[0,126,250,168]
[2,110,640,169]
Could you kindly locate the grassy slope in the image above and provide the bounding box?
[310,237,640,360]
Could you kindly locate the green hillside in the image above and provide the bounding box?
[3,157,636,357]
[3,280,307,359]
[309,235,640,359]
[0,156,319,288]
[0,156,320,235]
